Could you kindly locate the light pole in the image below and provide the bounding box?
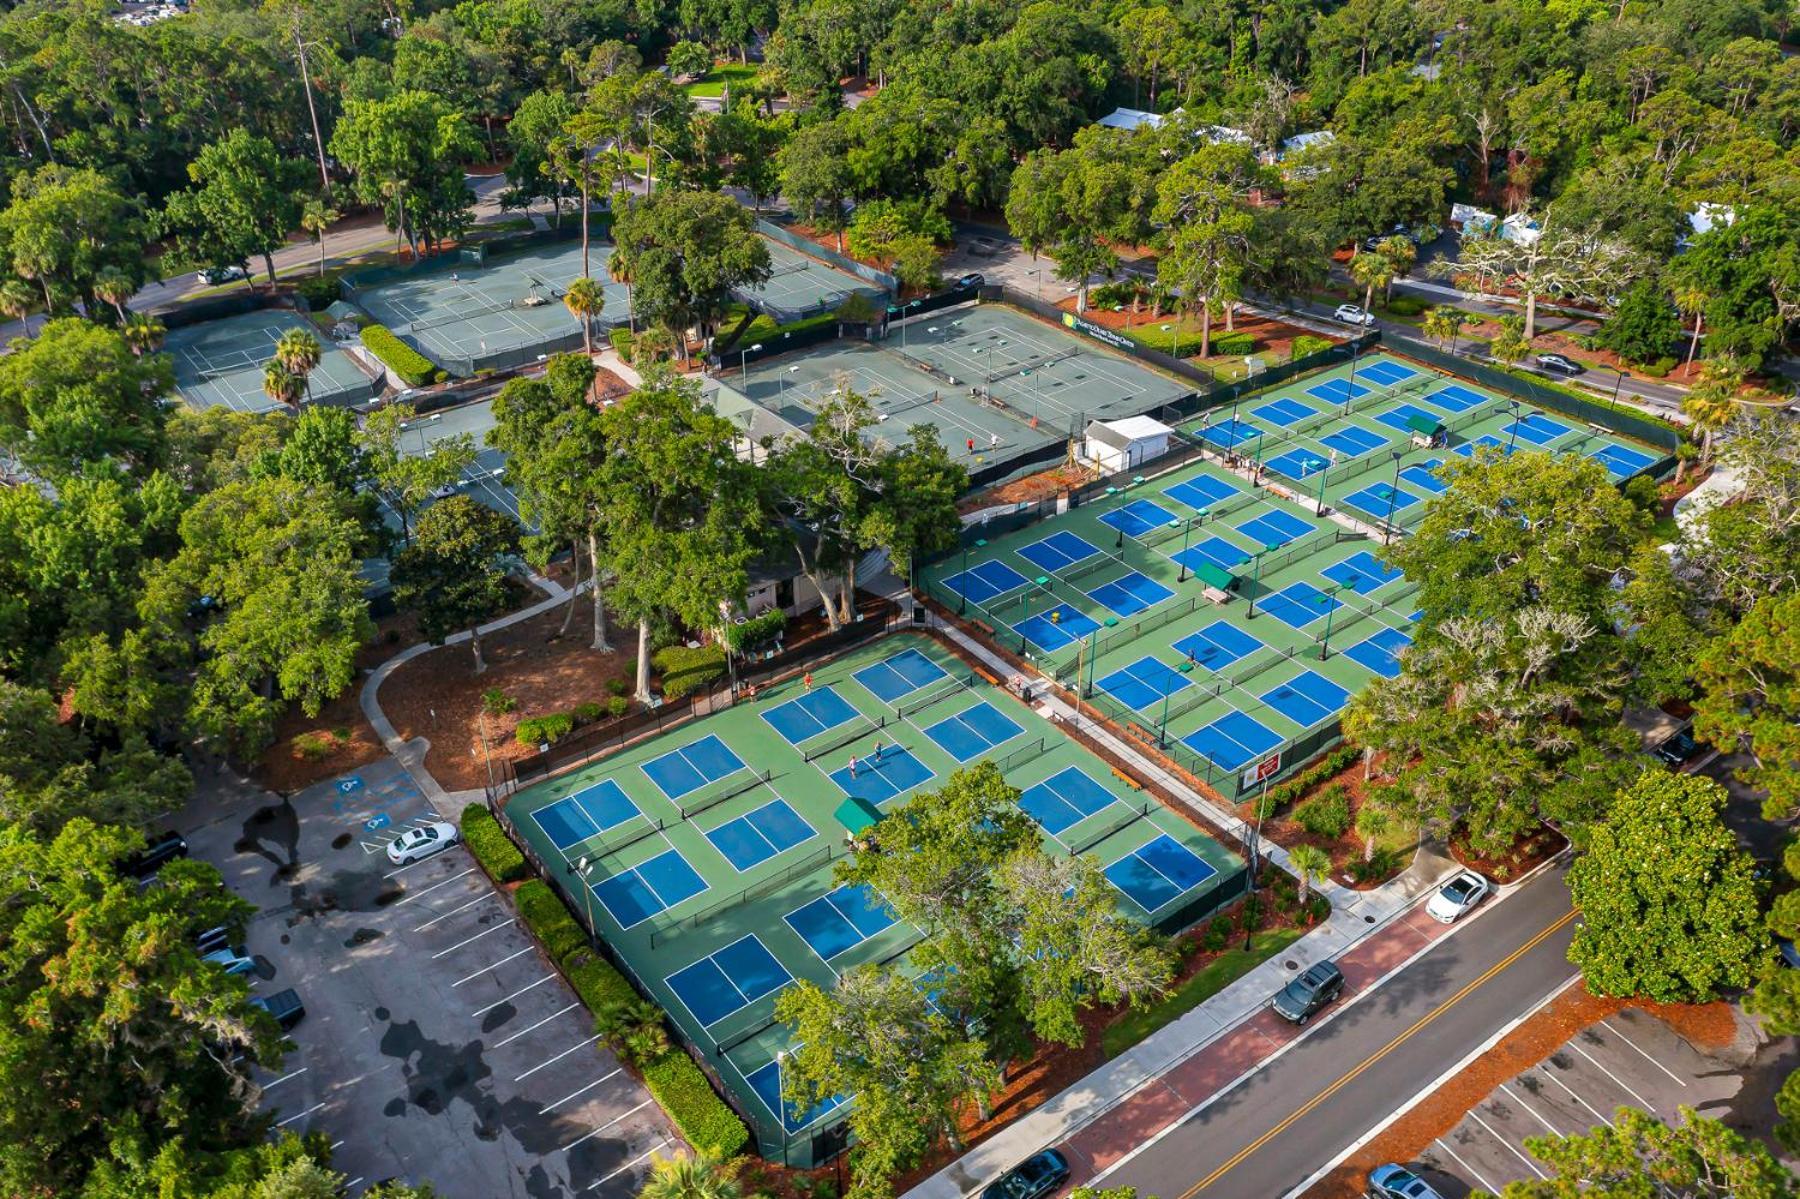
[957,537,986,615]
[1383,450,1404,543]
[1173,513,1202,582]
[1157,661,1197,747]
[1244,541,1280,618]
[1313,447,1338,515]
[1251,428,1267,477]
[575,856,595,938]
[1317,584,1342,659]
[1610,368,1625,410]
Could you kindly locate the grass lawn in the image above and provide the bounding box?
[684,64,758,98]
[1101,924,1306,1058]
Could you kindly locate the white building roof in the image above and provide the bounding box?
[1500,213,1541,246]
[1096,107,1167,132]
[1279,130,1335,157]
[1687,203,1737,238]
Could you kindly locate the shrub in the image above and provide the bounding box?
[652,644,728,701]
[515,712,576,747]
[609,327,635,358]
[516,880,588,964]
[1256,745,1361,817]
[1347,846,1401,885]
[1383,295,1426,316]
[291,730,337,761]
[566,955,639,1024]
[573,700,604,725]
[461,803,527,883]
[1638,356,1678,378]
[296,273,340,309]
[1291,334,1335,359]
[605,677,630,697]
[607,695,631,718]
[1199,920,1228,952]
[1211,331,1256,356]
[1294,784,1352,840]
[724,608,787,654]
[640,1052,750,1158]
[359,323,438,387]
[482,688,517,716]
[1090,280,1143,309]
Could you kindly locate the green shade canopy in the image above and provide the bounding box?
[835,796,882,835]
[1405,413,1444,437]
[1193,562,1237,591]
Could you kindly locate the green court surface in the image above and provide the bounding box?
[920,351,1666,799]
[733,238,888,322]
[166,309,382,413]
[500,633,1242,1158]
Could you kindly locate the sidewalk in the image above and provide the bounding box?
[904,613,1460,1199]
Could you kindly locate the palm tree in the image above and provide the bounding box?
[609,244,637,332]
[262,360,304,409]
[564,276,606,355]
[274,328,324,403]
[1421,306,1466,351]
[1681,357,1742,469]
[637,1150,742,1199]
[301,198,340,278]
[1672,282,1708,372]
[0,279,37,338]
[1373,235,1416,304]
[92,268,135,322]
[122,315,166,358]
[1289,844,1330,905]
[1349,248,1394,315]
[1354,806,1389,863]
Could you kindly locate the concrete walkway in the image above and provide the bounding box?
[905,610,1457,1199]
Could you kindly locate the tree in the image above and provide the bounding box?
[275,328,323,403]
[1006,130,1160,313]
[1349,247,1394,314]
[1151,143,1261,351]
[1422,305,1467,350]
[1665,205,1800,369]
[0,679,188,833]
[0,164,148,316]
[300,198,338,277]
[1288,844,1330,903]
[1488,313,1532,364]
[390,495,521,674]
[1373,234,1417,304]
[1680,413,1800,616]
[329,90,479,258]
[564,275,605,355]
[504,89,578,223]
[1598,278,1681,365]
[1567,770,1764,1003]
[1693,590,1800,821]
[1440,220,1637,339]
[637,1150,741,1199]
[1476,1107,1800,1198]
[779,123,855,254]
[764,391,886,632]
[1680,357,1743,468]
[160,129,309,285]
[0,317,172,482]
[262,360,303,410]
[610,191,770,361]
[360,402,478,547]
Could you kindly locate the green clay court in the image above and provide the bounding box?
[499,633,1243,1159]
[166,309,381,413]
[921,351,1667,799]
[733,237,889,322]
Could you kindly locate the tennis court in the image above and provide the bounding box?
[166,309,381,413]
[500,634,1242,1163]
[921,350,1668,798]
[348,239,628,377]
[733,238,888,321]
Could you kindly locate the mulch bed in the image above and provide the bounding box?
[961,464,1094,511]
[1061,299,1321,364]
[1243,753,1413,890]
[1449,826,1567,884]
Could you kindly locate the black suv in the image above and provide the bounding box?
[120,831,188,880]
[251,988,306,1031]
[1271,960,1344,1025]
[1655,726,1702,769]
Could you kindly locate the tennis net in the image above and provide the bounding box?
[988,347,1077,384]
[893,349,958,386]
[409,297,517,331]
[803,716,886,763]
[1068,802,1151,856]
[894,673,974,720]
[766,260,810,278]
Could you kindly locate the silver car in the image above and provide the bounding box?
[1426,871,1489,923]
[386,820,461,865]
[1368,1164,1445,1199]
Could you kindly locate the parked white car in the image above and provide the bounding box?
[1333,303,1377,326]
[1426,870,1490,923]
[386,821,461,865]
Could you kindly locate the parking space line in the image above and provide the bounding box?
[1600,1018,1687,1086]
[1500,1082,1561,1134]
[454,946,535,986]
[432,920,517,958]
[541,1068,624,1114]
[1434,1137,1499,1195]
[395,868,475,904]
[330,1141,345,1150]
[497,1001,583,1048]
[589,1140,667,1190]
[274,1101,328,1128]
[1469,1109,1549,1178]
[413,893,495,932]
[515,1034,603,1081]
[263,1066,308,1090]
[386,850,463,880]
[345,1179,364,1191]
[1539,1065,1616,1128]
[471,975,554,1016]
[559,1098,653,1153]
[1568,1039,1654,1109]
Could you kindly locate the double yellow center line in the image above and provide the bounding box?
[1178,905,1578,1198]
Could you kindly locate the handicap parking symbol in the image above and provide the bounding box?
[337,776,364,795]
[363,812,390,832]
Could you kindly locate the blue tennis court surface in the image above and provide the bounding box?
[854,646,947,703]
[1590,443,1657,478]
[642,734,746,801]
[1427,383,1487,412]
[785,883,896,960]
[1198,417,1260,449]
[924,700,1023,760]
[1183,710,1283,771]
[1018,767,1119,836]
[1019,529,1100,573]
[828,745,934,804]
[1175,621,1263,670]
[1322,550,1404,594]
[747,1056,846,1134]
[1016,604,1101,651]
[1375,403,1442,434]
[1106,834,1218,913]
[705,798,815,871]
[1456,434,1515,458]
[665,934,791,1026]
[1101,498,1178,539]
[1504,413,1571,446]
[1400,462,1448,493]
[1258,581,1343,629]
[1307,378,1372,405]
[941,559,1029,604]
[1343,481,1420,520]
[1090,570,1173,617]
[1261,669,1352,727]
[1359,360,1417,387]
[1252,397,1316,427]
[1235,507,1313,548]
[1265,448,1331,480]
[592,847,709,928]
[762,687,860,745]
[1096,656,1193,711]
[534,780,639,850]
[1165,475,1240,511]
[1174,536,1250,574]
[1344,626,1412,677]
[1319,425,1387,458]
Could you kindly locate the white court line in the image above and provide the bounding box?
[471,974,554,1016]
[454,946,536,987]
[497,1001,582,1049]
[516,1034,603,1082]
[1500,1081,1562,1135]
[432,920,517,959]
[1600,1017,1686,1086]
[263,1066,308,1090]
[413,893,495,932]
[1469,1108,1549,1178]
[395,867,475,905]
[560,1098,653,1153]
[541,1068,624,1114]
[1434,1136,1501,1195]
[274,1101,327,1128]
[1538,1063,1617,1128]
[589,1141,667,1190]
[1568,1039,1655,1110]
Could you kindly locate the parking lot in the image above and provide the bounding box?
[180,760,672,1199]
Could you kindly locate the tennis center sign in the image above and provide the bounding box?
[1062,311,1136,353]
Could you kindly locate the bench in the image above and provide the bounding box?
[1202,585,1233,605]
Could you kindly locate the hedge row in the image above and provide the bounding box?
[516,879,589,963]
[652,644,728,702]
[360,323,443,387]
[1211,331,1256,356]
[642,1051,752,1158]
[1254,744,1361,820]
[515,696,632,747]
[1290,334,1336,359]
[460,803,526,883]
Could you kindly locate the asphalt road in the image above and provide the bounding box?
[1099,862,1578,1199]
